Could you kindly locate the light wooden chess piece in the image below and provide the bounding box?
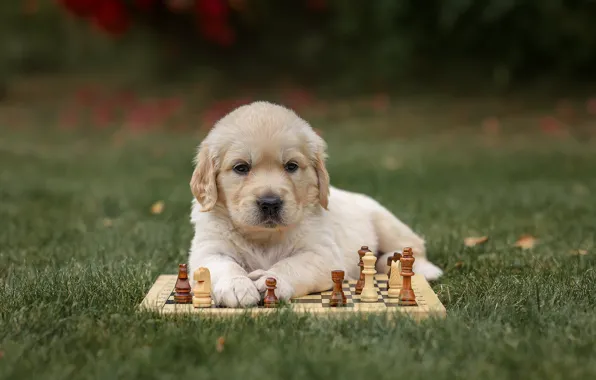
[360,251,378,302]
[192,267,212,308]
[387,259,402,298]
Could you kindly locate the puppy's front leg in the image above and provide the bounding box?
[188,246,260,308]
[248,249,343,300]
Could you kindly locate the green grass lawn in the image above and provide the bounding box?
[1,124,595,380]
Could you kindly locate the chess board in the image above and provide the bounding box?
[139,273,446,320]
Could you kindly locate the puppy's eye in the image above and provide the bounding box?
[233,163,250,175]
[284,162,299,173]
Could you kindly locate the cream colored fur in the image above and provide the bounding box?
[188,101,443,307]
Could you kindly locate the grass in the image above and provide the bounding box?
[1,122,595,380]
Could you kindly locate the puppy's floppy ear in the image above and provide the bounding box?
[190,144,218,212]
[314,152,330,210]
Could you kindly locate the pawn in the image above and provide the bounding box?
[263,277,279,308]
[174,263,192,304]
[329,270,347,307]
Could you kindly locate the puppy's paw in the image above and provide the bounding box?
[248,270,295,300]
[413,258,443,281]
[212,276,261,308]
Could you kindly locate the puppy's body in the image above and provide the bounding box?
[188,101,442,307]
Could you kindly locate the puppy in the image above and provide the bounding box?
[188,101,443,307]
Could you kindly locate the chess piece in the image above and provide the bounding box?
[192,267,212,308]
[387,252,401,290]
[263,277,279,307]
[387,259,402,298]
[355,246,369,294]
[360,251,378,302]
[329,270,347,307]
[398,247,417,306]
[174,263,192,303]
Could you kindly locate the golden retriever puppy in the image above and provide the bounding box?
[188,101,443,307]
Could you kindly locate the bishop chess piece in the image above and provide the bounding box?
[192,267,212,308]
[329,270,347,307]
[355,246,369,295]
[174,263,192,304]
[263,277,279,307]
[360,251,378,302]
[398,247,417,306]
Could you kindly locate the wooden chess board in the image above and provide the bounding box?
[139,273,446,320]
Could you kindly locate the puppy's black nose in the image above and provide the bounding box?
[257,196,283,217]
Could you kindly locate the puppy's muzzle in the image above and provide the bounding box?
[256,195,283,220]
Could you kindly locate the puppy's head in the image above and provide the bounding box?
[190,101,329,230]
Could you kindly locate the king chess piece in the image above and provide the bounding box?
[174,263,192,304]
[398,247,417,306]
[329,270,347,307]
[361,251,378,302]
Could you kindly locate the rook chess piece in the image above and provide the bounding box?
[192,267,212,308]
[174,263,192,304]
[398,247,417,306]
[263,277,279,307]
[329,270,347,307]
[355,246,369,294]
[361,251,378,302]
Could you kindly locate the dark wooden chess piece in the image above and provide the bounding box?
[263,277,279,307]
[174,263,193,303]
[329,270,347,307]
[355,246,369,294]
[398,247,417,306]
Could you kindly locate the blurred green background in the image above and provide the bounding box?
[2,3,596,378]
[4,0,596,95]
[2,0,596,136]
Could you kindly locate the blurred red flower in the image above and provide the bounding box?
[482,116,501,135]
[306,0,327,12]
[134,0,157,12]
[200,20,235,46]
[196,0,228,18]
[59,0,98,17]
[539,116,563,134]
[586,97,596,115]
[195,0,235,45]
[92,0,131,35]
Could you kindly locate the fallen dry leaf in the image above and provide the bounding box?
[454,261,464,269]
[570,249,588,256]
[572,183,589,196]
[382,156,402,171]
[216,336,225,353]
[151,201,165,215]
[514,234,537,249]
[464,236,489,247]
